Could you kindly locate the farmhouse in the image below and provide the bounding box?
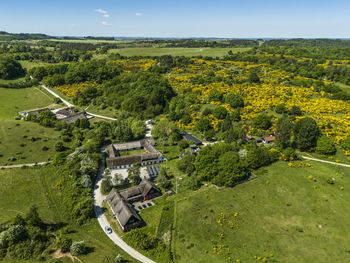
[106,139,167,170]
[182,133,203,146]
[263,135,276,144]
[19,108,50,117]
[20,107,87,124]
[106,189,142,232]
[54,107,87,124]
[106,180,161,231]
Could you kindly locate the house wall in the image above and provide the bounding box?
[144,192,161,201]
[124,221,142,232]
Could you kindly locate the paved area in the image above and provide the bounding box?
[132,200,155,212]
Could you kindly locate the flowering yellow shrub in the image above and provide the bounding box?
[57,82,97,97]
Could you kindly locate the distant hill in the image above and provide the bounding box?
[0,31,54,41]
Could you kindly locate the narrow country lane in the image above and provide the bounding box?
[31,76,117,121]
[93,162,156,263]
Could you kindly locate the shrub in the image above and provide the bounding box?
[7,225,28,243]
[213,106,228,119]
[42,146,49,151]
[177,155,196,174]
[275,104,288,114]
[101,178,113,195]
[55,141,65,152]
[341,136,350,150]
[70,241,87,256]
[81,174,92,188]
[252,113,272,130]
[316,136,336,155]
[225,93,244,108]
[294,117,320,151]
[56,235,72,252]
[178,139,189,150]
[185,175,202,190]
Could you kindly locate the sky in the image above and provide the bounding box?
[1,0,350,38]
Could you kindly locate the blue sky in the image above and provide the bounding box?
[1,0,350,38]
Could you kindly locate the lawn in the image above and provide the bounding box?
[119,148,147,156]
[104,47,251,58]
[0,120,62,165]
[0,166,138,263]
[0,87,54,120]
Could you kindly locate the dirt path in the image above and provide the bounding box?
[51,249,83,263]
[302,156,350,168]
[0,161,50,169]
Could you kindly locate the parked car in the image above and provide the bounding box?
[105,226,112,234]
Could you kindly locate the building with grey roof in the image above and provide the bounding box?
[106,180,161,231]
[106,139,167,170]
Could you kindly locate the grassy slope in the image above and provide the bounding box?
[0,87,53,120]
[0,87,61,165]
[104,47,251,58]
[0,120,61,165]
[170,161,350,263]
[0,167,137,263]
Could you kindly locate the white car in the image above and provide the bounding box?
[105,226,112,234]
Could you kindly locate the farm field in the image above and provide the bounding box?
[104,47,251,57]
[137,161,350,263]
[0,167,137,263]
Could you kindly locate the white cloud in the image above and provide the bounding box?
[103,14,110,18]
[95,8,108,14]
[136,12,142,16]
[101,21,110,25]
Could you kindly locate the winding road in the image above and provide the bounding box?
[94,162,156,263]
[31,77,153,262]
[33,78,117,121]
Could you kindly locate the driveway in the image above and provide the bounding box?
[94,162,156,263]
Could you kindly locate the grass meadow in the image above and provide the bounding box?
[0,87,62,165]
[0,120,61,165]
[101,47,251,58]
[0,87,53,120]
[134,161,350,262]
[0,166,137,263]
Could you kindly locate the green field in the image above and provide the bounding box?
[136,161,350,262]
[19,60,56,70]
[0,87,53,120]
[103,47,251,58]
[0,167,137,263]
[0,87,61,165]
[0,120,62,165]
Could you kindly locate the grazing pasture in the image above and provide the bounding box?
[137,161,350,262]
